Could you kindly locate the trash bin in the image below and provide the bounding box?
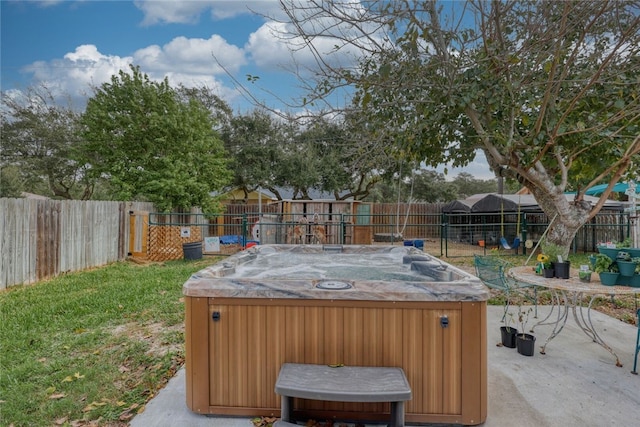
[183,241,203,260]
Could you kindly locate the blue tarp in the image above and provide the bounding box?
[220,235,240,245]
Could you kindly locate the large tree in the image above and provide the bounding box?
[80,65,232,212]
[287,117,391,200]
[1,86,93,199]
[220,111,398,201]
[220,110,289,201]
[280,0,640,254]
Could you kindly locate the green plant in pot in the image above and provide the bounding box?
[578,265,592,282]
[616,251,636,277]
[617,251,632,261]
[594,253,619,286]
[615,237,633,249]
[515,306,536,356]
[499,310,518,348]
[542,242,570,279]
[536,253,554,278]
[630,257,640,288]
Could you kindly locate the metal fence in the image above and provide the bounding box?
[148,209,632,259]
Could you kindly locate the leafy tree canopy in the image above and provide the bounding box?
[1,85,93,199]
[80,65,232,212]
[280,0,640,254]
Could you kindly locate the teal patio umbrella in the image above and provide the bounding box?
[585,182,638,196]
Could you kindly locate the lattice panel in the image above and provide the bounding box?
[148,225,203,262]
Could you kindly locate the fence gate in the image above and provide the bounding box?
[128,210,149,261]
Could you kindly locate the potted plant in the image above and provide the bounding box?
[578,265,592,282]
[630,259,640,288]
[616,251,636,277]
[614,237,640,257]
[593,253,619,286]
[597,241,620,259]
[536,253,554,278]
[542,242,570,279]
[499,311,518,348]
[515,306,536,356]
[616,237,633,249]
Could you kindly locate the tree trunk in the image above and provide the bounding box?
[527,186,592,259]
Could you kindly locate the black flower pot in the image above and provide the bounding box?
[543,268,554,278]
[500,326,518,348]
[552,261,570,279]
[516,333,536,356]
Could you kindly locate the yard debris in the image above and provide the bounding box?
[251,416,277,426]
[54,416,69,425]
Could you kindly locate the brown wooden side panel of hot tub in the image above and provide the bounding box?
[184,298,487,425]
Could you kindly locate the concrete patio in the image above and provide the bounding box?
[130,305,639,427]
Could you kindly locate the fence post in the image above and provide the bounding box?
[482,215,487,255]
[625,212,631,242]
[242,214,248,248]
[521,213,528,256]
[440,213,449,257]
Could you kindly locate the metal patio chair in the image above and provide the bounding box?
[473,255,538,321]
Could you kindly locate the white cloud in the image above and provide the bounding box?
[133,34,247,74]
[135,0,213,25]
[245,19,371,76]
[18,36,248,109]
[134,0,283,25]
[23,45,132,103]
[245,21,296,69]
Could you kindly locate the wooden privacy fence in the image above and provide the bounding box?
[0,199,154,289]
[1,199,632,288]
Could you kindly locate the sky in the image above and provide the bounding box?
[0,0,494,180]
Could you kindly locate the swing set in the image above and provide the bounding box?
[499,195,521,251]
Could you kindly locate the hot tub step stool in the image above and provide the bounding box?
[274,363,412,427]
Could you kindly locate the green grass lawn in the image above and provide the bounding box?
[0,258,212,427]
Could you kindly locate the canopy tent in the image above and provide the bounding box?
[441,199,474,213]
[442,193,625,213]
[585,181,639,196]
[441,192,630,250]
[470,194,539,213]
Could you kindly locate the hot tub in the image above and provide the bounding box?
[183,245,488,425]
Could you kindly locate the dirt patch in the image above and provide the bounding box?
[111,322,183,357]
